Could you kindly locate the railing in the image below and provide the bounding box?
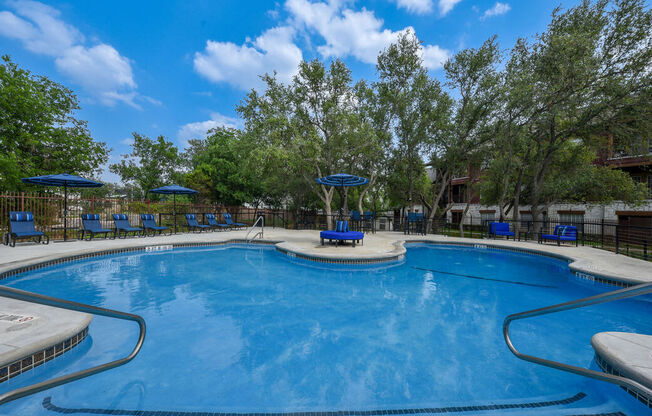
[0,286,146,406]
[503,282,652,399]
[245,215,264,243]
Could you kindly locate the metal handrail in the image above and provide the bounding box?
[245,215,265,243]
[0,286,146,406]
[503,282,652,399]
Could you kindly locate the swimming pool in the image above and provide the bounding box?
[0,244,649,415]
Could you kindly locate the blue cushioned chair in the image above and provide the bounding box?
[539,225,578,246]
[223,213,246,228]
[320,220,364,247]
[112,214,144,238]
[205,213,229,231]
[185,214,211,232]
[141,214,169,236]
[5,211,49,247]
[80,214,114,240]
[488,222,514,240]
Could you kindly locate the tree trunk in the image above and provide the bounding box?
[512,168,524,240]
[358,173,377,214]
[426,170,450,233]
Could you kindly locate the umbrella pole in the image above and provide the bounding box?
[64,185,68,241]
[174,194,177,234]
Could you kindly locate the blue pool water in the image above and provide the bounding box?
[0,244,650,415]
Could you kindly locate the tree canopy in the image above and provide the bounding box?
[0,55,109,191]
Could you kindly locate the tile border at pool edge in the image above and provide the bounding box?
[0,238,639,288]
[401,240,637,288]
[594,353,652,408]
[0,326,89,385]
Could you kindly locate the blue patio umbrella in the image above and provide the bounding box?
[315,173,369,219]
[21,173,104,241]
[149,185,198,233]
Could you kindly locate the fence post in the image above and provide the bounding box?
[20,192,24,211]
[600,219,604,249]
[644,241,648,261]
[615,225,619,255]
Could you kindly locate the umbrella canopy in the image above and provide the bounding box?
[21,173,104,241]
[21,173,104,188]
[315,173,369,220]
[149,185,198,233]
[149,185,198,195]
[315,173,369,188]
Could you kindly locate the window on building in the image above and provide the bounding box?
[480,211,495,225]
[632,175,642,184]
[559,212,584,225]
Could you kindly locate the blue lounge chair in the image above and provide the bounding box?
[539,225,578,246]
[488,222,514,240]
[5,211,49,247]
[185,214,211,232]
[350,210,361,221]
[80,214,114,240]
[141,214,169,236]
[320,220,364,247]
[205,213,229,231]
[223,213,246,228]
[112,214,144,238]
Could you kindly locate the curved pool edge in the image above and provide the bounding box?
[1,231,650,286]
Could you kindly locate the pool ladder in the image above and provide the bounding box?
[0,285,146,406]
[503,281,652,401]
[245,215,265,243]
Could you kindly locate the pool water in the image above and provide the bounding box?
[0,244,650,415]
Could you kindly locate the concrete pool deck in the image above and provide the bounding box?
[0,228,650,396]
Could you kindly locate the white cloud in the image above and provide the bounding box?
[421,44,449,69]
[287,0,449,69]
[438,0,462,16]
[394,0,433,15]
[193,26,303,90]
[0,1,152,108]
[177,113,241,145]
[481,2,511,20]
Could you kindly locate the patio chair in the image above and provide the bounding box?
[185,214,211,232]
[205,213,229,231]
[320,220,364,247]
[5,211,49,247]
[488,222,514,240]
[80,214,114,240]
[223,213,246,228]
[539,225,578,246]
[141,214,169,236]
[112,214,144,238]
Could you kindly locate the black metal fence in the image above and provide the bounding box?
[288,212,652,262]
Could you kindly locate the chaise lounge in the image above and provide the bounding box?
[5,211,49,247]
[141,214,169,236]
[539,225,578,246]
[112,214,144,238]
[488,222,515,240]
[223,213,246,229]
[80,214,114,240]
[320,220,364,247]
[205,213,229,231]
[185,214,211,232]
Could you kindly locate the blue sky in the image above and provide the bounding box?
[0,0,583,183]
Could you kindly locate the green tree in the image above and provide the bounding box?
[185,127,264,206]
[109,133,182,199]
[376,30,450,213]
[238,59,382,228]
[0,55,109,191]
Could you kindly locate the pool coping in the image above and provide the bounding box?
[1,235,648,287]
